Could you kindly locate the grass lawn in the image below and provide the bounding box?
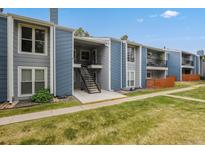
[0,100,81,118]
[1,96,205,144]
[126,81,205,97]
[173,86,205,100]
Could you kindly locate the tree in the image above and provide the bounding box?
[121,34,128,40]
[202,55,205,62]
[74,27,90,37]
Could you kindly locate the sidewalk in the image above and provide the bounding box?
[0,84,205,126]
[164,94,205,103]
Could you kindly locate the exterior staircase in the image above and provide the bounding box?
[78,66,101,94]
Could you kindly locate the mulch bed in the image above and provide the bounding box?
[0,96,78,110]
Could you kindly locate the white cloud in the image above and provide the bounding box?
[137,18,144,23]
[161,10,179,18]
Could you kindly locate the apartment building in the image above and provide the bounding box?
[0,9,202,103]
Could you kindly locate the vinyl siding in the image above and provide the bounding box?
[193,55,198,74]
[135,47,141,87]
[167,51,181,81]
[98,45,110,90]
[122,42,127,88]
[111,40,122,91]
[13,20,50,100]
[55,28,73,97]
[141,47,147,88]
[0,17,7,102]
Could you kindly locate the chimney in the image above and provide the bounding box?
[0,8,3,13]
[197,50,204,56]
[50,8,58,24]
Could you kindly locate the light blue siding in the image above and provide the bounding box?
[122,42,126,88]
[0,17,7,102]
[55,28,73,97]
[13,20,50,100]
[111,40,122,91]
[167,51,181,81]
[193,55,196,74]
[141,47,147,88]
[196,56,199,74]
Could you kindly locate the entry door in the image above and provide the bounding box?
[92,49,97,64]
[93,72,97,83]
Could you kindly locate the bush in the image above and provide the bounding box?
[200,76,205,80]
[31,89,53,103]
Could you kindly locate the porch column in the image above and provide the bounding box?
[50,26,54,94]
[7,15,14,103]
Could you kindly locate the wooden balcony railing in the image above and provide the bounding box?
[182,74,200,81]
[146,76,175,88]
[147,58,167,67]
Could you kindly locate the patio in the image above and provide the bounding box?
[73,90,126,103]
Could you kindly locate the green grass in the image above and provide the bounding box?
[0,101,81,118]
[173,86,205,100]
[126,81,205,97]
[1,96,205,144]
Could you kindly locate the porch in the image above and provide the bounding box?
[73,90,126,104]
[147,69,167,80]
[182,52,194,66]
[147,48,167,68]
[73,37,110,94]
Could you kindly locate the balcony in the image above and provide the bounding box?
[74,59,103,69]
[182,58,194,66]
[147,58,167,67]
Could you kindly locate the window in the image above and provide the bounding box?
[147,71,152,79]
[19,24,47,55]
[35,69,45,93]
[80,50,90,61]
[21,27,32,53]
[127,47,135,62]
[35,29,45,54]
[127,71,135,87]
[19,67,47,97]
[21,69,32,95]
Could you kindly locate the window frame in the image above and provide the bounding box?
[147,70,152,79]
[127,71,135,87]
[127,47,135,63]
[18,23,48,56]
[80,50,90,61]
[18,66,48,97]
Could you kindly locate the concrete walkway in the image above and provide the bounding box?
[0,84,205,126]
[164,94,205,103]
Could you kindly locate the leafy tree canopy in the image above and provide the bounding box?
[74,27,90,37]
[121,34,128,40]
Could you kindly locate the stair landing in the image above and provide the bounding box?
[73,90,126,104]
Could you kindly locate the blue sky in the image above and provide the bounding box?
[4,8,205,52]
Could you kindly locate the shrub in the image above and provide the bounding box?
[31,89,53,103]
[200,76,205,80]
